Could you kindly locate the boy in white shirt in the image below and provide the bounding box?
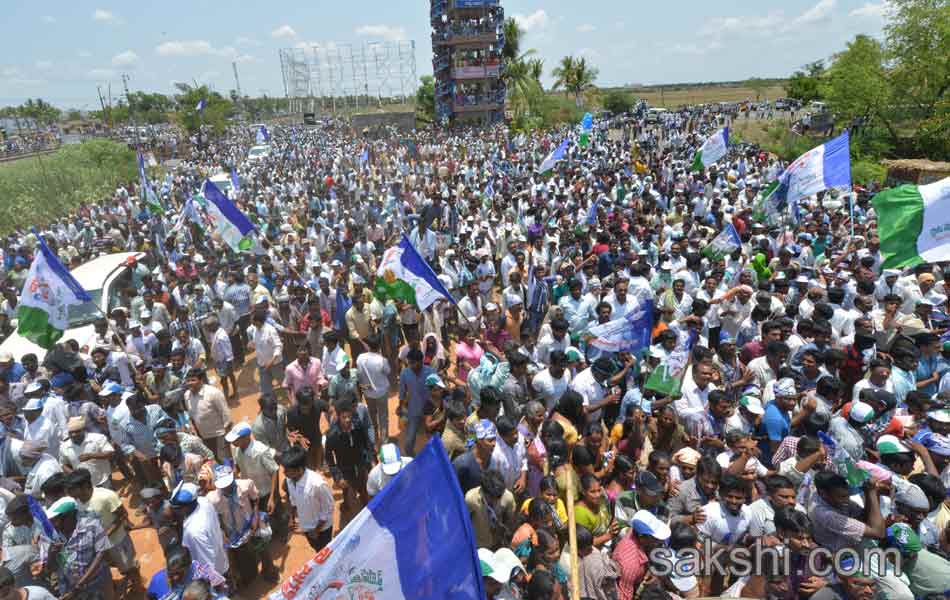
[281,446,335,551]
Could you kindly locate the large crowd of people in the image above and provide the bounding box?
[0,101,948,600]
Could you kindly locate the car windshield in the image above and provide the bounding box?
[68,289,103,328]
[249,147,268,157]
[210,177,232,191]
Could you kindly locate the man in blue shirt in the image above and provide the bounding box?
[761,377,797,466]
[398,348,435,457]
[0,353,25,384]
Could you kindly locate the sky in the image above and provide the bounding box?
[0,0,893,108]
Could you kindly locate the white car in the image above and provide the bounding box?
[208,172,234,195]
[0,251,145,362]
[247,145,270,163]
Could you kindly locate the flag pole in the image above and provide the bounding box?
[565,447,581,600]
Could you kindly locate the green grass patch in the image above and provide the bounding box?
[0,139,137,234]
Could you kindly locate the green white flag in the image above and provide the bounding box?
[17,236,92,349]
[872,177,950,269]
[691,127,729,172]
[702,223,742,262]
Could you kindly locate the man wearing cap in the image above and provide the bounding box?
[612,510,671,600]
[226,422,282,536]
[2,494,44,587]
[455,419,499,494]
[171,482,229,580]
[882,522,950,599]
[366,443,413,498]
[21,396,58,453]
[60,416,114,489]
[206,464,279,584]
[830,400,876,462]
[0,353,25,386]
[37,496,116,600]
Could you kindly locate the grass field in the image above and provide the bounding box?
[624,83,788,108]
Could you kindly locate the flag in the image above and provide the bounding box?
[16,234,92,349]
[702,222,741,261]
[230,168,240,192]
[645,328,696,396]
[774,131,851,211]
[588,299,654,354]
[269,436,484,600]
[202,179,256,252]
[196,98,206,112]
[28,496,62,542]
[691,127,729,172]
[752,179,783,226]
[579,111,593,148]
[172,197,204,234]
[586,197,600,226]
[360,147,369,165]
[375,234,455,311]
[256,125,270,144]
[538,138,569,174]
[335,289,352,333]
[484,179,494,201]
[872,177,950,269]
[137,152,164,215]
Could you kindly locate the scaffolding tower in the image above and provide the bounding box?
[430,0,506,126]
[279,40,418,114]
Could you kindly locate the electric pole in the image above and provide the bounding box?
[232,61,244,117]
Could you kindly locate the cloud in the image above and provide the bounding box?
[1,67,21,78]
[41,15,56,24]
[577,23,596,33]
[155,40,236,58]
[670,40,724,55]
[615,21,626,30]
[850,1,891,18]
[295,40,339,52]
[513,9,549,32]
[792,0,837,26]
[701,12,783,36]
[111,50,139,68]
[92,9,123,25]
[79,50,93,58]
[197,71,221,84]
[577,47,600,59]
[35,60,54,71]
[235,36,262,47]
[355,24,407,41]
[271,25,297,39]
[86,68,117,80]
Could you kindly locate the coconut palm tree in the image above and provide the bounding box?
[502,17,522,63]
[527,58,544,84]
[567,58,599,107]
[551,56,577,98]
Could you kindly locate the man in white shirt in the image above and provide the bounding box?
[697,475,752,546]
[746,474,804,539]
[532,351,571,414]
[171,482,229,578]
[367,443,413,497]
[282,447,335,551]
[570,358,620,425]
[674,362,717,424]
[356,334,392,448]
[490,416,527,493]
[60,416,114,489]
[247,311,283,396]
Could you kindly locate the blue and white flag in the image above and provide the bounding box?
[202,179,256,252]
[702,222,742,261]
[484,179,494,200]
[137,152,163,215]
[230,168,240,192]
[195,98,206,112]
[538,138,569,174]
[586,196,600,226]
[775,131,851,211]
[588,299,654,354]
[256,125,270,144]
[360,147,369,165]
[270,437,483,600]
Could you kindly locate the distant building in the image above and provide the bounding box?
[430,0,506,126]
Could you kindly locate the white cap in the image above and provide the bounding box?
[379,443,404,476]
[224,422,252,443]
[631,510,671,540]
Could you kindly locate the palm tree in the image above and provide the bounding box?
[527,58,544,85]
[551,56,577,97]
[502,17,522,63]
[567,58,599,107]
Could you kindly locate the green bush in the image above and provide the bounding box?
[851,159,886,186]
[0,139,137,234]
[602,90,635,115]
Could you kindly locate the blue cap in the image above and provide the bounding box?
[98,381,124,396]
[474,419,497,440]
[50,372,75,388]
[170,481,200,505]
[225,422,252,443]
